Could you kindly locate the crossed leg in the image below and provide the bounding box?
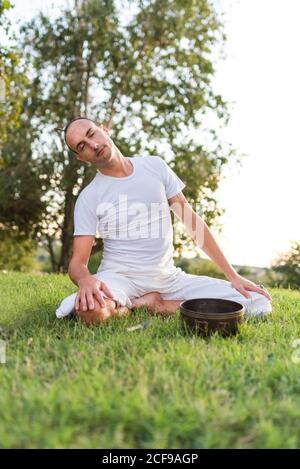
[76,292,180,324]
[75,268,272,324]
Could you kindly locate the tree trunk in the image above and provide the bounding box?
[58,185,75,273]
[57,150,78,273]
[46,234,58,272]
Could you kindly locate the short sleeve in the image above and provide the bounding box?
[73,192,98,236]
[160,158,186,199]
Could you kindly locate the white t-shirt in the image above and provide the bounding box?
[73,155,185,275]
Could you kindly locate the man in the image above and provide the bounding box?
[55,117,272,324]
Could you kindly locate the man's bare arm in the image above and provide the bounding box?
[168,192,238,280]
[68,236,114,311]
[68,236,95,285]
[168,192,272,301]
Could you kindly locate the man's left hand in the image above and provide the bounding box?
[229,273,272,302]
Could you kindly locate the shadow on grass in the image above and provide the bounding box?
[5,298,275,345]
[7,301,183,342]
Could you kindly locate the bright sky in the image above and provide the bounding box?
[6,0,300,268]
[212,0,300,267]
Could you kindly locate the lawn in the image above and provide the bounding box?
[0,271,300,449]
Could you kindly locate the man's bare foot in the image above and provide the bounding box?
[132,292,162,312]
[132,292,181,315]
[76,298,129,324]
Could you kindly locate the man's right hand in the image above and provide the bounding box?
[75,276,114,312]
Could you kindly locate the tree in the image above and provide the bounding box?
[0,228,38,272]
[271,241,300,289]
[0,0,26,151]
[175,254,226,279]
[2,0,236,272]
[0,0,37,271]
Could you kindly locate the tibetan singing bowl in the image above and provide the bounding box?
[180,298,245,337]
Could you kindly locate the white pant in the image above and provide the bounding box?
[56,268,272,319]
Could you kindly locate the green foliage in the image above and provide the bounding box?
[0,0,12,17]
[0,0,236,272]
[236,266,251,277]
[271,241,300,289]
[0,0,27,151]
[0,0,33,270]
[0,229,38,272]
[175,254,226,279]
[0,123,48,236]
[88,249,103,274]
[175,257,278,288]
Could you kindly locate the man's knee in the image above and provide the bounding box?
[76,297,116,324]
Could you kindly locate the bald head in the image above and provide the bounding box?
[64,117,95,153]
[62,117,113,165]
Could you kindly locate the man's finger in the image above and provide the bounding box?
[252,285,272,301]
[265,292,272,301]
[95,289,106,307]
[80,292,88,311]
[260,289,272,301]
[86,293,94,310]
[232,283,251,299]
[75,293,80,312]
[101,282,114,299]
[239,288,251,299]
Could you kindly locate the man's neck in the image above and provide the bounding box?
[96,148,133,178]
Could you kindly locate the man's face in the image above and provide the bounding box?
[66,119,113,164]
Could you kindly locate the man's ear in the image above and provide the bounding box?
[100,123,109,134]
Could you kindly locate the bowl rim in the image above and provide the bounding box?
[180,298,245,319]
[180,311,244,321]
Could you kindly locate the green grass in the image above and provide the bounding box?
[1,272,300,449]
